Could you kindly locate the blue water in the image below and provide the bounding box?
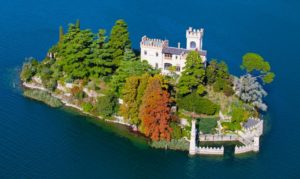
[1,0,300,178]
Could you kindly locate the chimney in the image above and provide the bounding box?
[178,42,181,48]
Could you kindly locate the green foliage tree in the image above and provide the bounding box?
[120,76,140,125]
[123,49,136,61]
[89,29,114,77]
[96,91,118,118]
[108,19,131,67]
[20,58,39,82]
[177,51,205,96]
[59,26,64,42]
[110,60,157,95]
[55,24,94,79]
[241,53,275,83]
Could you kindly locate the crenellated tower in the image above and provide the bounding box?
[186,27,204,50]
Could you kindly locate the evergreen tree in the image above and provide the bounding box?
[108,19,131,67]
[177,51,205,96]
[55,24,94,79]
[89,29,113,77]
[76,19,80,29]
[59,26,64,42]
[123,48,136,61]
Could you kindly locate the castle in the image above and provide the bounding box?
[140,27,207,74]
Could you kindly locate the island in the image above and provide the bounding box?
[20,19,275,155]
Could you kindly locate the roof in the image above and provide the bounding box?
[162,47,207,56]
[243,118,259,129]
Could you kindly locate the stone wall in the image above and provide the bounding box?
[197,146,224,155]
[234,144,254,154]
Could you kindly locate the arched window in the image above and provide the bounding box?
[190,41,196,49]
[156,52,159,57]
[164,63,172,70]
[144,50,147,55]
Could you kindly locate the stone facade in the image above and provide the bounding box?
[140,27,207,74]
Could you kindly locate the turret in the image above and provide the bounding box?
[186,27,204,50]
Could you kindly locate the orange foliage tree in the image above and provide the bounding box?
[139,76,172,141]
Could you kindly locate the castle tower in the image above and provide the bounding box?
[189,119,197,155]
[186,27,204,50]
[253,136,260,152]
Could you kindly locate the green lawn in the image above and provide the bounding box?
[197,117,218,134]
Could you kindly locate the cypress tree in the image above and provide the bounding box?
[108,19,132,67]
[59,26,64,42]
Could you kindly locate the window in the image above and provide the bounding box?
[164,53,172,59]
[175,56,178,59]
[156,52,159,57]
[190,41,196,48]
[176,66,181,72]
[155,63,158,69]
[144,50,147,55]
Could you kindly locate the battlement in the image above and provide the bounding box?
[140,36,169,48]
[186,27,204,38]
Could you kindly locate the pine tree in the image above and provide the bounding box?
[139,76,172,141]
[177,51,205,96]
[123,49,136,61]
[89,29,114,77]
[108,19,131,67]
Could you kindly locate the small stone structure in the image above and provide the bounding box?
[189,117,264,156]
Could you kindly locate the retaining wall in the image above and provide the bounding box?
[197,146,224,155]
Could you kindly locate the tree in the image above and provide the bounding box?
[59,26,64,42]
[55,24,94,79]
[89,29,114,77]
[108,19,131,67]
[241,53,275,84]
[205,59,218,84]
[20,58,39,82]
[120,76,140,125]
[234,74,268,111]
[76,19,80,29]
[110,60,157,95]
[139,76,172,141]
[123,49,136,61]
[177,51,205,96]
[96,92,118,117]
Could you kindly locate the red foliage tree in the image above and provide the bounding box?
[139,76,172,141]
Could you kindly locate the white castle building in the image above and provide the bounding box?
[140,27,207,74]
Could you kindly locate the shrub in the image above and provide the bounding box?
[170,122,183,140]
[178,93,219,115]
[70,86,85,100]
[96,92,118,118]
[223,85,234,96]
[81,102,94,112]
[44,79,57,91]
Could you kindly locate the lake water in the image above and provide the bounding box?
[0,0,300,178]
